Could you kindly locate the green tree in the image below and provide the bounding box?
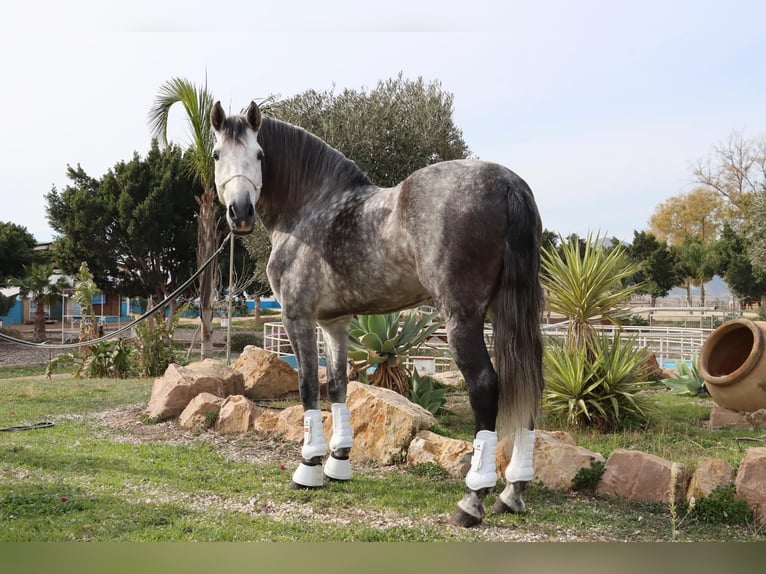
[149,78,220,358]
[628,231,679,306]
[10,263,69,342]
[241,74,471,289]
[0,222,38,286]
[45,142,199,319]
[711,224,766,305]
[0,221,38,316]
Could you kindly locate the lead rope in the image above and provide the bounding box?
[0,232,233,351]
[226,233,235,365]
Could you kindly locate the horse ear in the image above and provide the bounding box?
[211,101,225,132]
[246,101,262,131]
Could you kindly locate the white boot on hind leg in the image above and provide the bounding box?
[291,409,328,488]
[325,403,353,481]
[464,430,499,491]
[495,428,535,513]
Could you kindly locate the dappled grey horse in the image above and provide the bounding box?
[211,101,544,527]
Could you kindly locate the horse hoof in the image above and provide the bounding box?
[450,506,483,528]
[491,496,526,514]
[324,456,352,481]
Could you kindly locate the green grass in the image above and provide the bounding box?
[0,376,763,541]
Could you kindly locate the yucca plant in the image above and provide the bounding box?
[348,310,441,395]
[544,332,656,431]
[542,232,641,353]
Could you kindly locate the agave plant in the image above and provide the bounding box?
[348,310,441,395]
[543,332,656,431]
[409,368,448,414]
[663,355,708,397]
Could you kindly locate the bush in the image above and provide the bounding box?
[230,332,263,353]
[543,332,657,432]
[690,485,753,525]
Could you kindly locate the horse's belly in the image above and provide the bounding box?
[316,274,430,319]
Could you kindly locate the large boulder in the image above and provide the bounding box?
[406,431,472,478]
[273,382,437,465]
[216,395,261,434]
[345,381,437,464]
[144,363,226,420]
[185,359,245,396]
[232,346,300,399]
[686,457,736,501]
[179,392,225,430]
[735,447,766,525]
[496,430,604,490]
[596,448,689,503]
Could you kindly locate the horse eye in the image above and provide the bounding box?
[212,150,220,161]
[257,150,264,161]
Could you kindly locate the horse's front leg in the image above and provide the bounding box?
[283,314,327,488]
[319,317,354,481]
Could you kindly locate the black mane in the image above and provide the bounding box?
[255,117,372,212]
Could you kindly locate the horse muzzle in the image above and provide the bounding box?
[226,198,256,235]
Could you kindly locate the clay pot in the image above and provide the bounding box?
[699,318,766,412]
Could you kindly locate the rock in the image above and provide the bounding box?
[686,457,736,501]
[232,346,300,399]
[274,382,437,465]
[406,431,472,478]
[735,447,766,525]
[185,359,245,396]
[276,404,332,442]
[709,405,752,429]
[596,448,689,503]
[179,392,225,430]
[216,395,261,433]
[346,381,437,464]
[429,370,464,388]
[253,409,281,434]
[496,430,603,490]
[144,363,226,420]
[640,351,666,381]
[746,408,766,429]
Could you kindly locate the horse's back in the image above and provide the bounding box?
[396,159,533,309]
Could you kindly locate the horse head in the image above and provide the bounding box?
[211,100,263,234]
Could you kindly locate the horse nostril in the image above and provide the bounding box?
[247,203,254,218]
[228,204,237,221]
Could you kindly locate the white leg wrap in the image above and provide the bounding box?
[465,430,498,491]
[328,403,354,452]
[300,409,327,460]
[505,428,535,483]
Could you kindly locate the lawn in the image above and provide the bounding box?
[0,374,764,541]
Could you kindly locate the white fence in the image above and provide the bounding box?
[263,319,708,372]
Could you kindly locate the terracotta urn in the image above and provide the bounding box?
[699,318,766,412]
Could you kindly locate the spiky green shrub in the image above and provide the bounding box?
[663,356,708,397]
[409,368,448,414]
[348,311,441,395]
[543,333,656,431]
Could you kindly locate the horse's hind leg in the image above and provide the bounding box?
[444,315,500,528]
[319,317,354,482]
[492,421,535,514]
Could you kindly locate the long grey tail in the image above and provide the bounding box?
[494,180,544,437]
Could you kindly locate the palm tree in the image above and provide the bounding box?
[11,264,69,342]
[148,78,218,358]
[674,236,716,307]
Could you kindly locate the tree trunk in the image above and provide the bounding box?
[700,281,706,307]
[33,296,46,343]
[197,188,218,359]
[685,281,692,307]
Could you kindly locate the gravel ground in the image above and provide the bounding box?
[0,340,69,367]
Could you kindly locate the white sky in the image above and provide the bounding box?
[1,0,764,244]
